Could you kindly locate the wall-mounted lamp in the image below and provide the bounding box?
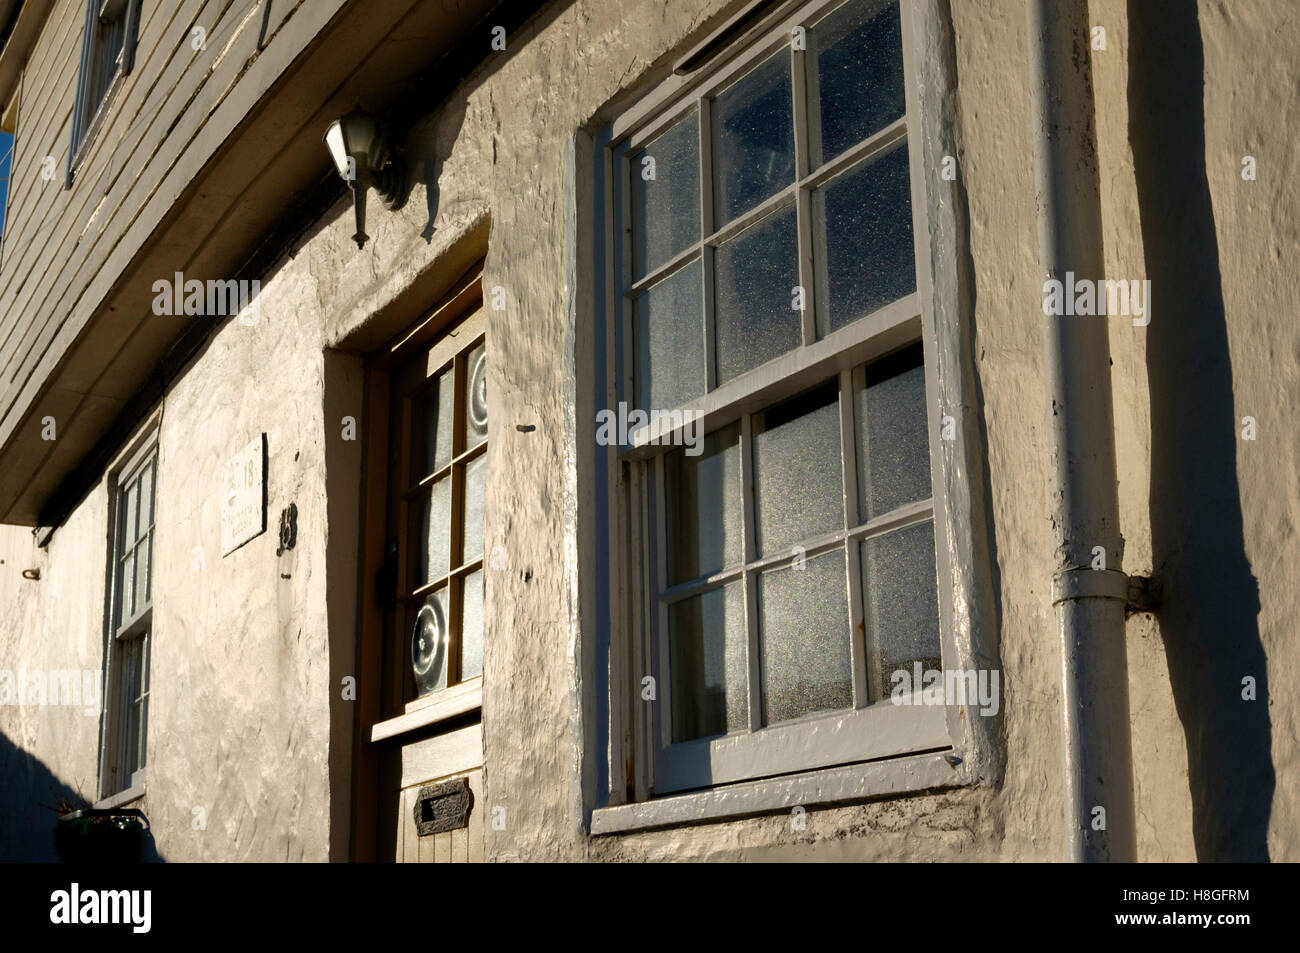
[324,106,406,249]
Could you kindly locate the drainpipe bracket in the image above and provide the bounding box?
[1051,568,1129,605]
[1124,574,1163,613]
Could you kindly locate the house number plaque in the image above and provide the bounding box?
[221,434,267,556]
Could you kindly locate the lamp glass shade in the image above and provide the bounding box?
[324,109,383,182]
[342,112,379,165]
[324,121,350,179]
[322,121,348,179]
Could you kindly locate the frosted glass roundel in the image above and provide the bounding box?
[467,344,488,447]
[411,593,448,695]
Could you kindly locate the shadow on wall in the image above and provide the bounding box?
[1127,0,1273,860]
[0,731,164,862]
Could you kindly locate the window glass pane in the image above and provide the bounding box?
[758,549,852,724]
[413,477,452,587]
[414,366,455,479]
[120,548,136,624]
[135,693,148,774]
[811,0,905,166]
[814,143,915,336]
[140,632,150,697]
[465,341,488,451]
[134,531,151,612]
[0,131,11,237]
[78,16,127,157]
[668,582,747,742]
[462,454,486,564]
[856,343,931,519]
[411,589,450,696]
[863,520,941,700]
[665,422,742,584]
[614,223,628,408]
[752,382,843,556]
[712,50,795,226]
[136,635,150,773]
[121,637,142,776]
[461,569,485,680]
[631,110,700,278]
[140,460,155,533]
[713,203,800,384]
[125,697,140,777]
[634,261,704,412]
[122,477,139,547]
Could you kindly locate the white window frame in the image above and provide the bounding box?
[97,425,159,805]
[587,0,1000,832]
[67,0,142,185]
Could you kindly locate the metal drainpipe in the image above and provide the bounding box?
[1025,0,1137,861]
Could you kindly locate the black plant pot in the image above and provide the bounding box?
[55,809,147,863]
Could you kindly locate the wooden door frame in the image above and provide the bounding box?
[350,262,485,861]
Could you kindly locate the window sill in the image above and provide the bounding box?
[370,681,482,743]
[589,750,964,836]
[94,781,145,811]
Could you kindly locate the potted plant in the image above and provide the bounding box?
[51,793,148,863]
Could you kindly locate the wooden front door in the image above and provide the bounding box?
[393,766,484,863]
[356,271,487,862]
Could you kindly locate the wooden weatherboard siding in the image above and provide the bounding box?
[0,0,500,524]
[0,0,340,523]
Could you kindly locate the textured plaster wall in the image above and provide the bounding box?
[1193,0,1300,862]
[141,260,340,861]
[0,508,108,860]
[1089,0,1299,861]
[1,235,352,860]
[1089,0,1194,862]
[3,0,1296,862]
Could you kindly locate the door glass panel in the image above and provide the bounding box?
[462,454,486,563]
[461,570,485,680]
[411,588,450,696]
[414,366,455,479]
[465,342,488,451]
[413,477,452,586]
[387,307,491,707]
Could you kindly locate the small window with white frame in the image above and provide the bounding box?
[99,433,157,802]
[603,0,963,799]
[68,0,142,180]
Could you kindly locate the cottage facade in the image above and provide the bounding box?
[0,0,1295,862]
